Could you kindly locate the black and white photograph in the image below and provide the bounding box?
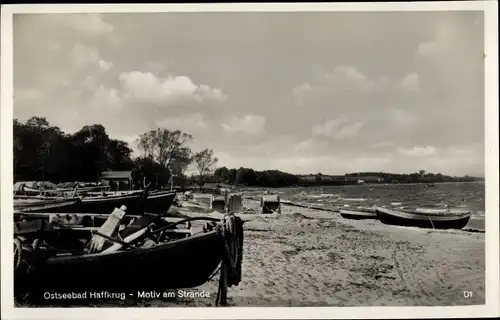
[1,2,499,319]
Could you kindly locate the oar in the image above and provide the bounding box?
[85,205,127,253]
[99,228,148,254]
[99,212,161,253]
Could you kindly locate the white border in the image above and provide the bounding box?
[1,2,499,319]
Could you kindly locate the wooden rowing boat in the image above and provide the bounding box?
[14,190,175,216]
[14,215,245,305]
[143,191,176,214]
[339,206,377,220]
[374,206,471,229]
[14,198,82,214]
[15,231,223,298]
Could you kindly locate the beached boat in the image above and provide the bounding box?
[339,207,377,220]
[14,219,93,250]
[14,198,82,214]
[14,214,244,306]
[143,191,176,214]
[374,206,471,229]
[14,188,175,215]
[15,231,222,296]
[14,193,144,214]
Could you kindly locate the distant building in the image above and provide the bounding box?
[298,174,383,184]
[100,171,133,191]
[357,176,384,183]
[298,175,317,182]
[344,176,359,182]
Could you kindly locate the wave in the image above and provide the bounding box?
[474,211,485,217]
[341,198,368,202]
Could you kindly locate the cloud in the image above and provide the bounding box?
[294,139,328,152]
[312,118,365,140]
[399,73,420,91]
[312,118,348,136]
[337,122,365,139]
[216,142,483,177]
[92,86,122,110]
[14,89,40,101]
[294,66,381,104]
[70,44,107,70]
[215,152,392,175]
[156,113,209,132]
[292,83,313,98]
[221,114,266,136]
[370,141,394,149]
[403,144,484,176]
[387,108,420,127]
[398,146,437,157]
[119,71,227,105]
[417,41,447,57]
[98,60,113,72]
[416,18,458,58]
[41,13,115,39]
[323,66,375,90]
[12,12,484,178]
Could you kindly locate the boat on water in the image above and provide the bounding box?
[339,206,377,220]
[14,213,244,305]
[374,206,471,229]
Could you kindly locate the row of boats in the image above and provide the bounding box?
[339,205,472,230]
[13,186,244,306]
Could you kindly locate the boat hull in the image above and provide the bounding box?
[15,231,223,300]
[375,206,471,229]
[14,199,81,214]
[143,191,176,214]
[339,208,377,220]
[14,191,176,215]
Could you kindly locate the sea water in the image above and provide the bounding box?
[275,181,486,231]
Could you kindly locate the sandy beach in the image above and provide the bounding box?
[16,193,485,308]
[133,196,485,308]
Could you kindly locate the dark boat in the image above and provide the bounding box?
[14,198,82,214]
[339,206,377,220]
[14,215,244,306]
[17,232,222,295]
[142,191,176,214]
[14,193,145,214]
[375,206,471,229]
[14,189,175,216]
[75,190,175,215]
[14,219,92,250]
[77,191,148,214]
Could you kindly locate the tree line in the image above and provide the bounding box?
[13,117,218,190]
[13,117,482,189]
[213,167,299,188]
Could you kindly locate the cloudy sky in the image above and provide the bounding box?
[13,11,485,176]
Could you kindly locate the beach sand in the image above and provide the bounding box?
[22,195,484,308]
[141,196,485,307]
